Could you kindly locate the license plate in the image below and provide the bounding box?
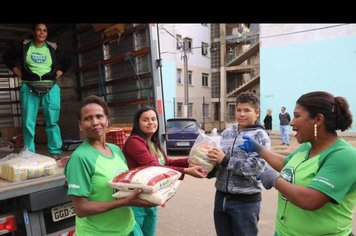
[51,202,76,222]
[176,142,190,146]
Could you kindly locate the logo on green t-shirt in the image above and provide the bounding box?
[280,166,295,200]
[31,52,47,63]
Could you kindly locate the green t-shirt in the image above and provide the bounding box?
[64,141,135,236]
[276,139,356,236]
[26,42,52,77]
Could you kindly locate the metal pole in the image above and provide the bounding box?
[183,39,189,118]
[203,96,205,129]
[148,24,166,149]
[173,97,176,117]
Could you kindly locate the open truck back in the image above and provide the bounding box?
[0,23,165,235]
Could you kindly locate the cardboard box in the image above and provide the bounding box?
[103,24,126,38]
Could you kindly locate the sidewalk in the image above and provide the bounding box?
[269,133,356,155]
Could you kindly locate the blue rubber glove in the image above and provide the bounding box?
[238,135,264,154]
[259,167,279,190]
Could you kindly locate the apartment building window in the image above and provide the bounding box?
[177,69,182,84]
[189,103,193,117]
[203,104,209,117]
[211,24,220,39]
[228,103,236,122]
[184,37,192,52]
[201,42,208,56]
[188,71,193,85]
[211,42,221,69]
[177,102,183,117]
[202,73,209,87]
[176,34,182,49]
[211,72,220,98]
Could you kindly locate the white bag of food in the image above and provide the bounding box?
[109,166,181,193]
[0,148,57,182]
[112,180,181,205]
[189,128,220,172]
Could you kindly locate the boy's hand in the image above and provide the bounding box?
[238,135,264,154]
[206,147,225,164]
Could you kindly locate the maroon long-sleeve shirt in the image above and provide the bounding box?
[122,134,189,179]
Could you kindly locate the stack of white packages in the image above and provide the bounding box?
[109,166,182,205]
[0,149,57,182]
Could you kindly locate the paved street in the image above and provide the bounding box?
[14,133,356,235]
[156,134,356,236]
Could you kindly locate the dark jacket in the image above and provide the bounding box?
[2,39,71,81]
[279,112,291,126]
[263,114,272,130]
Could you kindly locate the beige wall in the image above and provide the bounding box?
[175,64,211,125]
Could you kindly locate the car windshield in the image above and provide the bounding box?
[167,120,198,129]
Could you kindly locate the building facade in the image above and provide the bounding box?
[159,24,212,130]
[210,24,260,130]
[260,24,356,132]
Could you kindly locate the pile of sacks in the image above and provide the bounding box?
[0,149,57,182]
[109,166,181,205]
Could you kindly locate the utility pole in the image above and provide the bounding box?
[183,39,189,118]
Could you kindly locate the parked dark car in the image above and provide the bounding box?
[166,118,202,152]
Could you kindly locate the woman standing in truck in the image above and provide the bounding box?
[2,23,71,159]
[64,95,154,236]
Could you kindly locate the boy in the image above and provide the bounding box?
[207,91,271,236]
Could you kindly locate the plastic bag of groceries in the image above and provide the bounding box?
[188,128,221,172]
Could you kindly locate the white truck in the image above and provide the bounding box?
[0,23,166,235]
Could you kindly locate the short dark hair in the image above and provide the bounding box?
[32,23,48,31]
[77,95,110,120]
[235,91,260,110]
[296,91,352,133]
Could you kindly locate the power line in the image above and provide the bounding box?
[159,25,183,46]
[260,24,349,39]
[160,24,351,55]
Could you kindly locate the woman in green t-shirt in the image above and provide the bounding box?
[65,95,155,236]
[239,91,356,236]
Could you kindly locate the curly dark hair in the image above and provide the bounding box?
[77,95,110,120]
[235,91,260,110]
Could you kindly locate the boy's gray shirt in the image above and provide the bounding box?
[214,123,271,195]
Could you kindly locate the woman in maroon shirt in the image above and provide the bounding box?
[123,106,206,236]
